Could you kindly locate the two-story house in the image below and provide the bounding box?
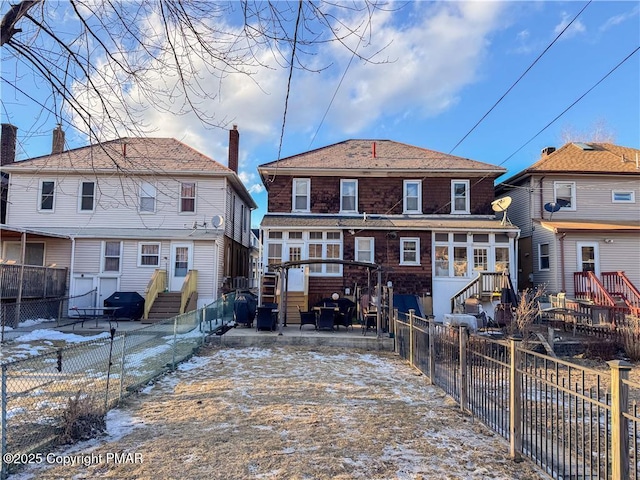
[496,142,640,314]
[257,139,520,320]
[1,124,256,321]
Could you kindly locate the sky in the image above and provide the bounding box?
[1,1,639,227]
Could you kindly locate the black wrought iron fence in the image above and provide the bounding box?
[394,309,640,480]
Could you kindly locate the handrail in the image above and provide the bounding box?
[573,271,616,307]
[602,271,640,312]
[450,272,510,313]
[180,270,198,314]
[0,264,68,299]
[143,269,166,320]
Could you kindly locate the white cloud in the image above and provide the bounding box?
[553,13,586,39]
[600,5,640,32]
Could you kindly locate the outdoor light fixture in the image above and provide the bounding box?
[331,292,339,301]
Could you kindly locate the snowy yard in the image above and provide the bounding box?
[11,345,547,479]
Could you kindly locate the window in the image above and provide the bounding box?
[292,178,310,212]
[554,181,575,210]
[40,181,55,211]
[355,238,374,263]
[326,244,341,273]
[139,181,156,213]
[578,244,596,272]
[612,191,635,203]
[288,231,303,239]
[308,243,323,273]
[538,243,550,271]
[453,247,467,276]
[4,242,45,266]
[403,180,422,214]
[139,243,160,267]
[435,245,449,277]
[180,182,196,212]
[103,241,122,272]
[267,243,282,271]
[473,248,488,271]
[79,182,95,211]
[495,247,509,273]
[451,180,470,214]
[307,231,342,275]
[400,238,420,265]
[268,231,283,239]
[340,179,358,213]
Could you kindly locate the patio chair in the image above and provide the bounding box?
[335,305,355,331]
[316,307,336,331]
[297,305,317,330]
[256,306,276,331]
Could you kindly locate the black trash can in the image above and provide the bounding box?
[104,292,145,320]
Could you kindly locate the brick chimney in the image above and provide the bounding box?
[1,123,17,166]
[52,124,65,154]
[228,124,239,173]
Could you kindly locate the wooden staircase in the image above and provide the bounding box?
[576,271,640,316]
[261,272,277,305]
[450,272,516,313]
[144,292,182,323]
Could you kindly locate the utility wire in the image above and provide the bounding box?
[448,0,592,155]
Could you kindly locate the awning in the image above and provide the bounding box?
[537,219,640,233]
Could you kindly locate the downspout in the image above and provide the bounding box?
[539,176,546,219]
[558,232,566,293]
[213,239,219,301]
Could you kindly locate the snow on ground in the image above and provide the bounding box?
[10,345,547,480]
[0,329,110,363]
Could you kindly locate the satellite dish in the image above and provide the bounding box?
[491,197,512,225]
[491,196,512,212]
[211,215,224,229]
[544,202,562,213]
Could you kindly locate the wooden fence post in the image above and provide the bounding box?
[608,359,631,480]
[509,336,522,460]
[459,326,468,413]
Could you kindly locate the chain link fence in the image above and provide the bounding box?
[0,292,237,477]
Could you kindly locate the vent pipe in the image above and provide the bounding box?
[372,141,376,158]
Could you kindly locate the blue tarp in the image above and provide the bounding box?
[393,294,424,318]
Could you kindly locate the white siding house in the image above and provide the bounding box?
[1,131,256,312]
[496,142,640,298]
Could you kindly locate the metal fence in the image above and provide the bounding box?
[0,292,237,478]
[394,309,640,480]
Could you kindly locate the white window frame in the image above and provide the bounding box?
[434,245,450,277]
[38,180,56,212]
[138,242,161,267]
[577,241,600,276]
[3,241,46,266]
[538,243,550,271]
[400,238,420,266]
[78,181,95,212]
[102,241,123,273]
[403,180,422,214]
[292,178,310,212]
[554,181,576,211]
[179,182,196,213]
[612,190,635,203]
[340,179,358,213]
[355,237,374,263]
[451,180,470,214]
[139,181,157,213]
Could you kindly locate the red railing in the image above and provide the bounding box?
[601,271,640,316]
[573,271,616,307]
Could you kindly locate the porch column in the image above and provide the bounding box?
[15,232,26,325]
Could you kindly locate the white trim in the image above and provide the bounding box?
[38,179,56,212]
[400,237,420,265]
[355,237,374,263]
[292,178,311,213]
[78,180,96,213]
[340,179,358,213]
[137,241,161,267]
[553,181,576,211]
[451,180,470,214]
[101,240,123,274]
[403,180,422,214]
[139,180,157,213]
[612,190,635,203]
[179,181,197,213]
[576,241,600,277]
[538,242,550,271]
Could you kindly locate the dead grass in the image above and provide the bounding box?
[23,345,547,479]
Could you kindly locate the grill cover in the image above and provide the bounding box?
[103,291,145,320]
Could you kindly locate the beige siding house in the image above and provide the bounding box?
[496,142,640,301]
[1,127,256,315]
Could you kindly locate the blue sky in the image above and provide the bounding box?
[2,1,639,227]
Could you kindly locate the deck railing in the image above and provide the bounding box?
[602,271,640,316]
[450,272,513,313]
[574,271,617,307]
[180,270,198,314]
[143,269,166,320]
[0,264,67,299]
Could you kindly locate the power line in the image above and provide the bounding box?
[448,0,592,155]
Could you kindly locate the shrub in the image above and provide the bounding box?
[618,315,640,361]
[60,391,106,444]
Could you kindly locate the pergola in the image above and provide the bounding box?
[266,259,384,337]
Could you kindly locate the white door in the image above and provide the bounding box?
[170,243,193,292]
[70,276,96,313]
[576,242,600,277]
[98,277,119,306]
